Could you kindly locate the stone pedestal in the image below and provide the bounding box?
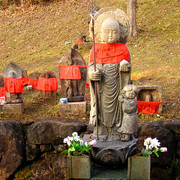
[84,134,137,168]
[59,101,86,114]
[2,102,25,114]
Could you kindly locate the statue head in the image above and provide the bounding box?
[122,85,138,99]
[100,18,120,43]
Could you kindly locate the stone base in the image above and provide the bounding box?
[84,134,137,168]
[2,102,25,114]
[67,96,84,102]
[59,101,86,114]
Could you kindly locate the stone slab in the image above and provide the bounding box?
[59,101,87,114]
[2,102,25,114]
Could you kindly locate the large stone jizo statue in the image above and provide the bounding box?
[88,7,138,167]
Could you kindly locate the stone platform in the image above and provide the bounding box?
[0,102,25,114]
[59,101,87,114]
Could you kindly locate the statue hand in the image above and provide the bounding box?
[89,70,101,81]
[119,60,131,72]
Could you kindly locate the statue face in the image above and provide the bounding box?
[125,91,136,99]
[101,18,120,43]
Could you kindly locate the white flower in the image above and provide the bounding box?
[67,140,72,146]
[144,137,152,150]
[80,140,84,145]
[72,132,78,137]
[88,140,97,146]
[84,141,88,147]
[150,138,161,149]
[63,137,68,143]
[74,136,80,142]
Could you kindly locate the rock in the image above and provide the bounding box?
[53,144,66,153]
[137,121,175,166]
[27,117,87,145]
[164,121,180,134]
[40,144,52,153]
[26,144,40,161]
[0,120,24,180]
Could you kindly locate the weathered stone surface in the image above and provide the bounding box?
[137,121,175,166]
[59,101,87,114]
[0,120,24,180]
[2,102,25,114]
[27,117,87,145]
[163,121,180,134]
[26,144,40,161]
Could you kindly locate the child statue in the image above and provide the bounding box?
[118,85,138,142]
[89,8,132,141]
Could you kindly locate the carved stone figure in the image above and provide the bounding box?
[38,71,58,98]
[3,62,24,103]
[59,48,87,102]
[87,7,138,167]
[89,8,131,141]
[118,85,138,141]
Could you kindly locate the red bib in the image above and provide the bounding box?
[90,43,129,64]
[37,77,58,91]
[137,101,162,114]
[4,77,24,93]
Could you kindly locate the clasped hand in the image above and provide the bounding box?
[89,70,101,81]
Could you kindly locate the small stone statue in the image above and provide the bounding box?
[118,85,138,142]
[59,48,87,102]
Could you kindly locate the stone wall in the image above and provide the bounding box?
[0,118,179,180]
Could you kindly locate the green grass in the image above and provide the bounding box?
[0,0,179,122]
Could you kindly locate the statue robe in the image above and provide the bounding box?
[89,43,130,134]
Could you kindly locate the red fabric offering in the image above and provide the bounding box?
[28,78,39,89]
[23,77,29,85]
[76,39,84,45]
[37,77,58,91]
[90,43,129,64]
[4,77,24,93]
[59,64,87,80]
[137,101,162,114]
[0,87,6,98]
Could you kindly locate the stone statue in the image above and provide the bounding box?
[89,8,131,141]
[59,48,87,102]
[3,62,24,103]
[118,85,138,142]
[86,7,138,167]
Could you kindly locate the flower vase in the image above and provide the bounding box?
[67,155,91,179]
[128,155,151,180]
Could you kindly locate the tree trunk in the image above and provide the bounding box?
[127,0,138,37]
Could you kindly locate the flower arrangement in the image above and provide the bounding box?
[141,137,167,157]
[62,132,97,156]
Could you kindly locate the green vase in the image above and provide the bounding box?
[67,155,91,179]
[128,155,151,180]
